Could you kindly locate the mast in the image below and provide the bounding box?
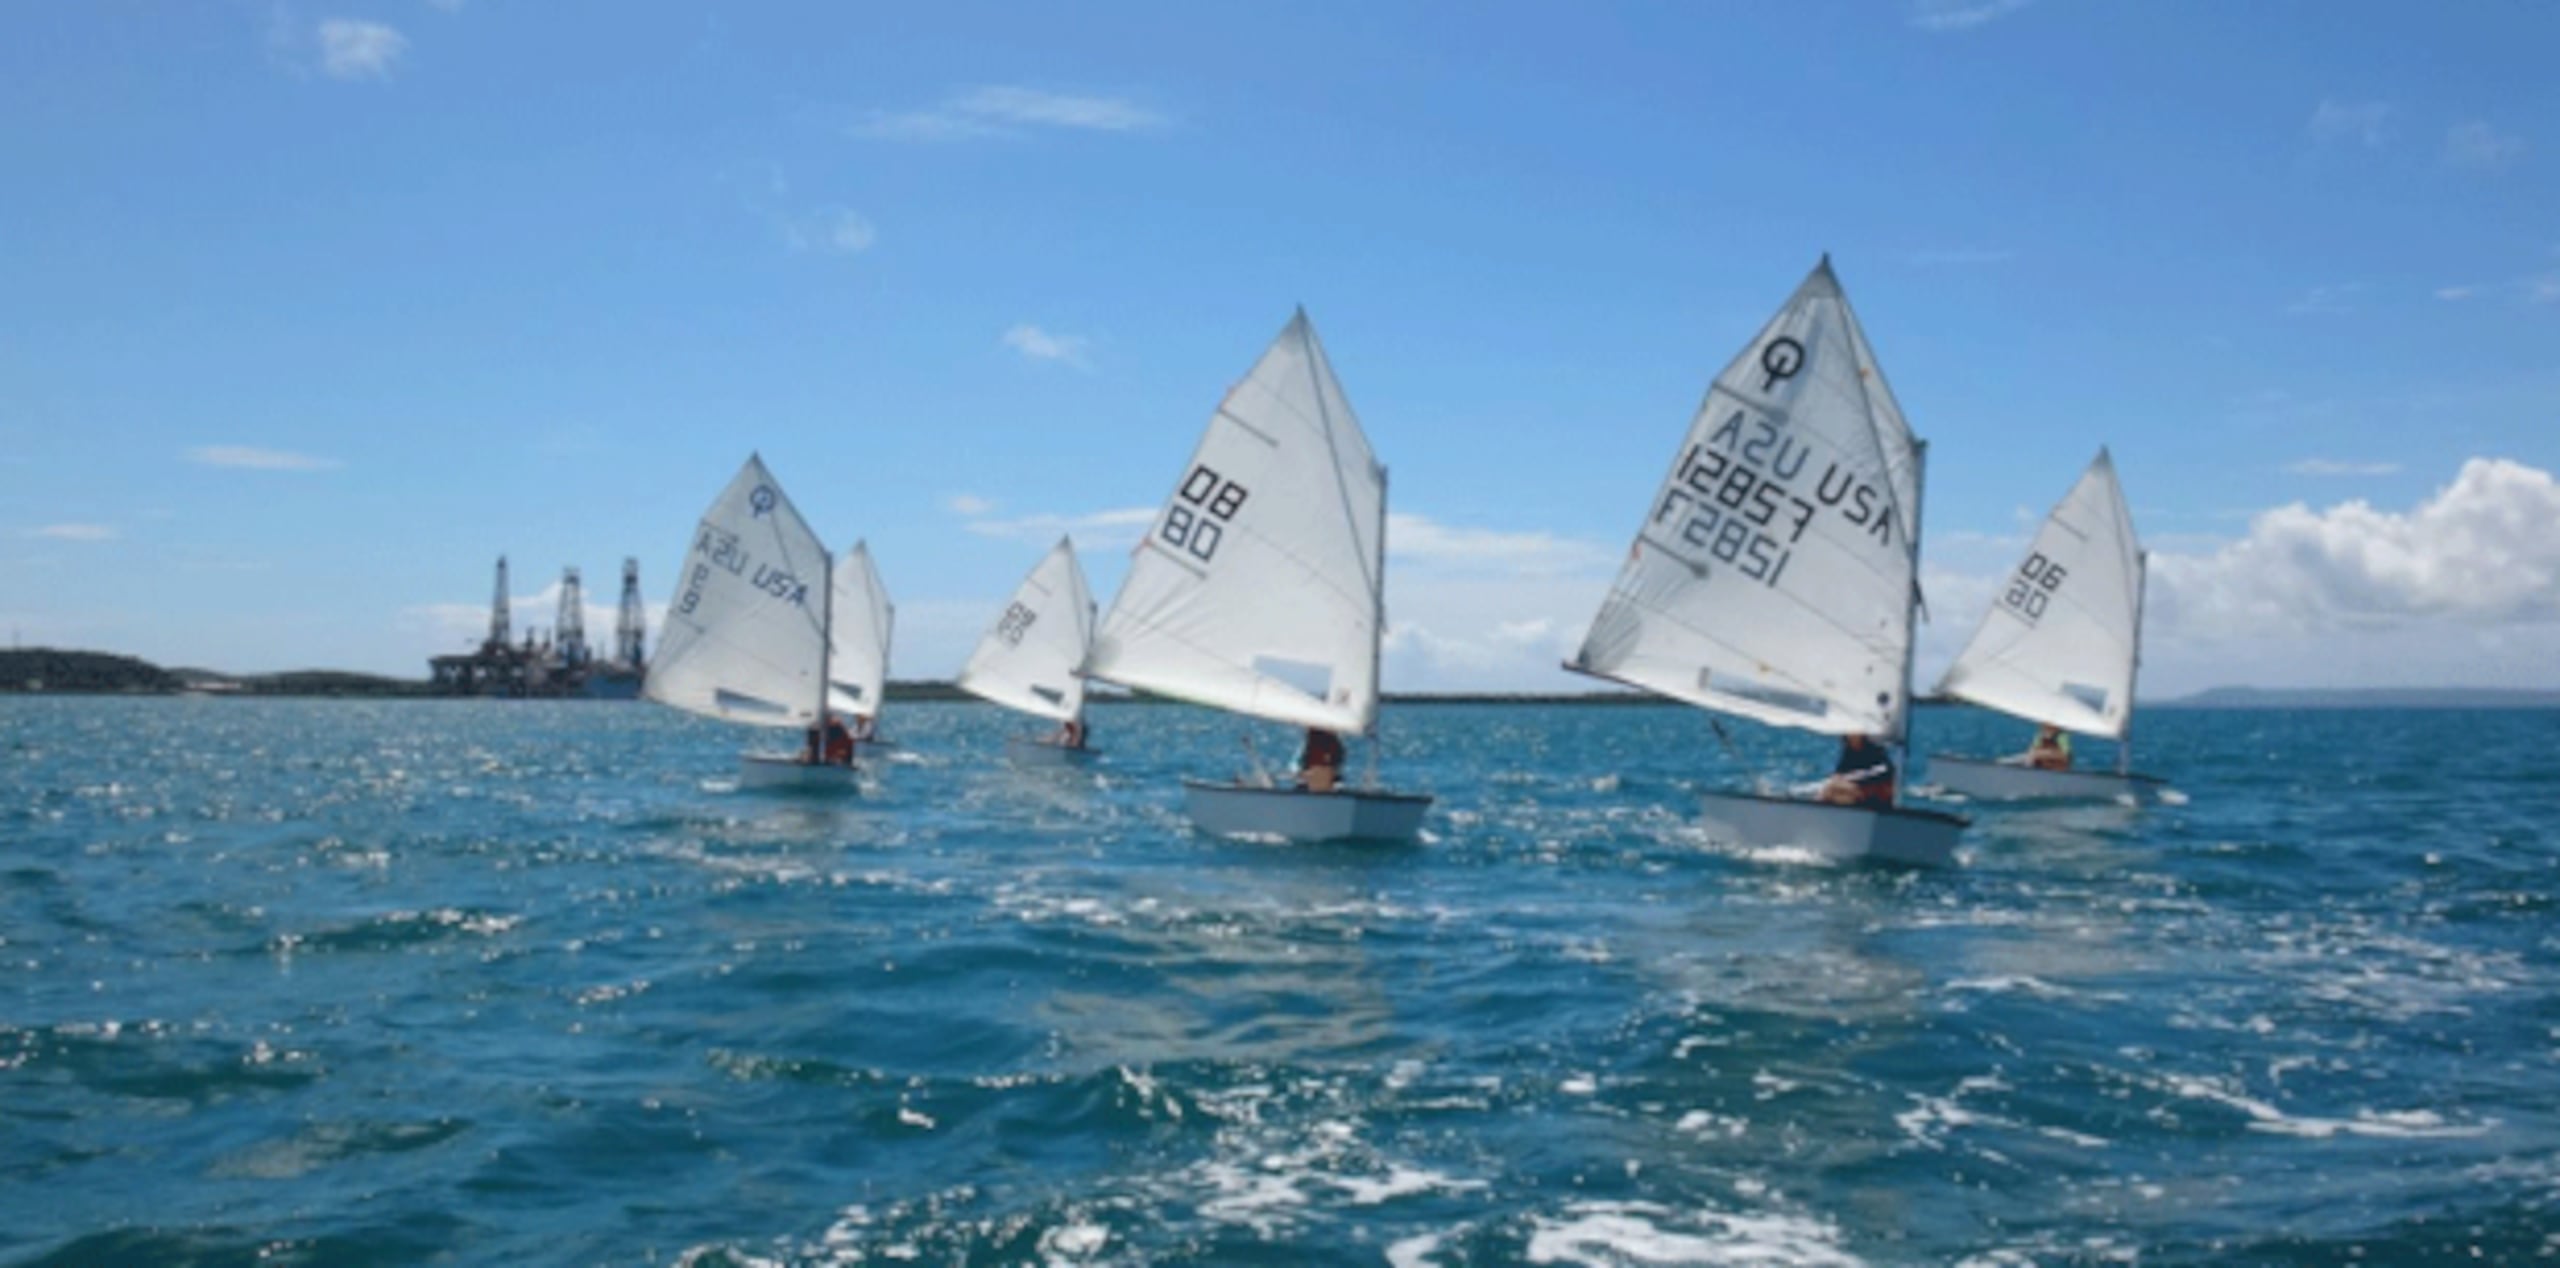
[2120,549,2149,776]
[817,546,836,737]
[1893,440,1930,808]
[1365,465,1390,789]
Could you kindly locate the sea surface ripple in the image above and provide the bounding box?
[3,699,2555,1265]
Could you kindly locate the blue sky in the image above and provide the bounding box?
[4,0,2555,695]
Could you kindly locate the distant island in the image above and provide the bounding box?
[5,648,2554,709]
[2152,685,2560,710]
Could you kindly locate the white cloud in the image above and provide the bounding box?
[186,444,343,471]
[1908,0,2036,31]
[2436,285,2480,302]
[2150,458,2560,639]
[2309,98,2394,148]
[401,578,652,657]
[1380,574,1612,693]
[27,523,117,542]
[1387,512,1615,577]
[2285,283,2362,317]
[1907,460,2560,695]
[946,494,996,516]
[852,85,1168,142]
[2284,459,2402,477]
[1907,247,2017,266]
[963,506,1157,547]
[2445,120,2526,170]
[783,207,876,255]
[316,19,407,81]
[1002,324,1093,370]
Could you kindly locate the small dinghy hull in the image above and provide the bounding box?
[1926,755,2167,804]
[1181,780,1430,844]
[1004,736,1097,768]
[1695,788,1965,866]
[737,753,860,793]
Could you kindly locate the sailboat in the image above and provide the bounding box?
[1566,256,1967,866]
[644,453,859,792]
[1083,309,1432,843]
[955,536,1100,767]
[1926,449,2167,802]
[827,541,895,753]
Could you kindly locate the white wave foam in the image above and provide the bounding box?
[1037,1221,1107,1263]
[1944,975,2123,1003]
[1387,1230,1450,1268]
[2161,1074,2498,1139]
[1526,1200,1863,1266]
[1676,1109,1749,1140]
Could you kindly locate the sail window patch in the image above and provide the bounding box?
[714,689,794,719]
[2061,682,2110,712]
[1252,655,1335,702]
[1699,670,1828,720]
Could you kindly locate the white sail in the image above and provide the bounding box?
[644,454,834,728]
[955,537,1096,724]
[1086,310,1386,734]
[1570,257,1927,740]
[1935,449,2143,738]
[826,541,894,719]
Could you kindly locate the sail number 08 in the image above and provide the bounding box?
[1161,464,1250,563]
[2002,553,2067,622]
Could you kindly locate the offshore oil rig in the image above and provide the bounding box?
[428,556,648,698]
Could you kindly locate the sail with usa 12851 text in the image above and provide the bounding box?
[677,523,814,617]
[1646,395,1898,591]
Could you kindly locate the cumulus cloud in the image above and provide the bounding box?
[402,578,656,656]
[963,506,1157,547]
[186,444,343,471]
[2309,98,2394,148]
[2285,459,2401,477]
[782,207,876,255]
[1387,512,1614,577]
[2285,284,2362,316]
[853,86,1168,142]
[1907,247,2017,266]
[1380,575,1613,693]
[1002,324,1093,370]
[26,523,117,542]
[945,494,996,516]
[2445,120,2526,170]
[315,19,406,81]
[2149,458,2560,639]
[1908,0,2037,31]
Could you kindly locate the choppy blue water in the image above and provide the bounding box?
[3,698,2556,1265]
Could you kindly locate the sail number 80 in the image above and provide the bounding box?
[2003,552,2067,621]
[1162,465,1249,562]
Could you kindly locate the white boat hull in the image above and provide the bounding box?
[1694,789,1966,866]
[737,753,860,793]
[1181,780,1431,844]
[1004,736,1098,768]
[1926,755,2167,804]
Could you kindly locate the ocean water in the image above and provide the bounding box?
[4,698,2556,1266]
